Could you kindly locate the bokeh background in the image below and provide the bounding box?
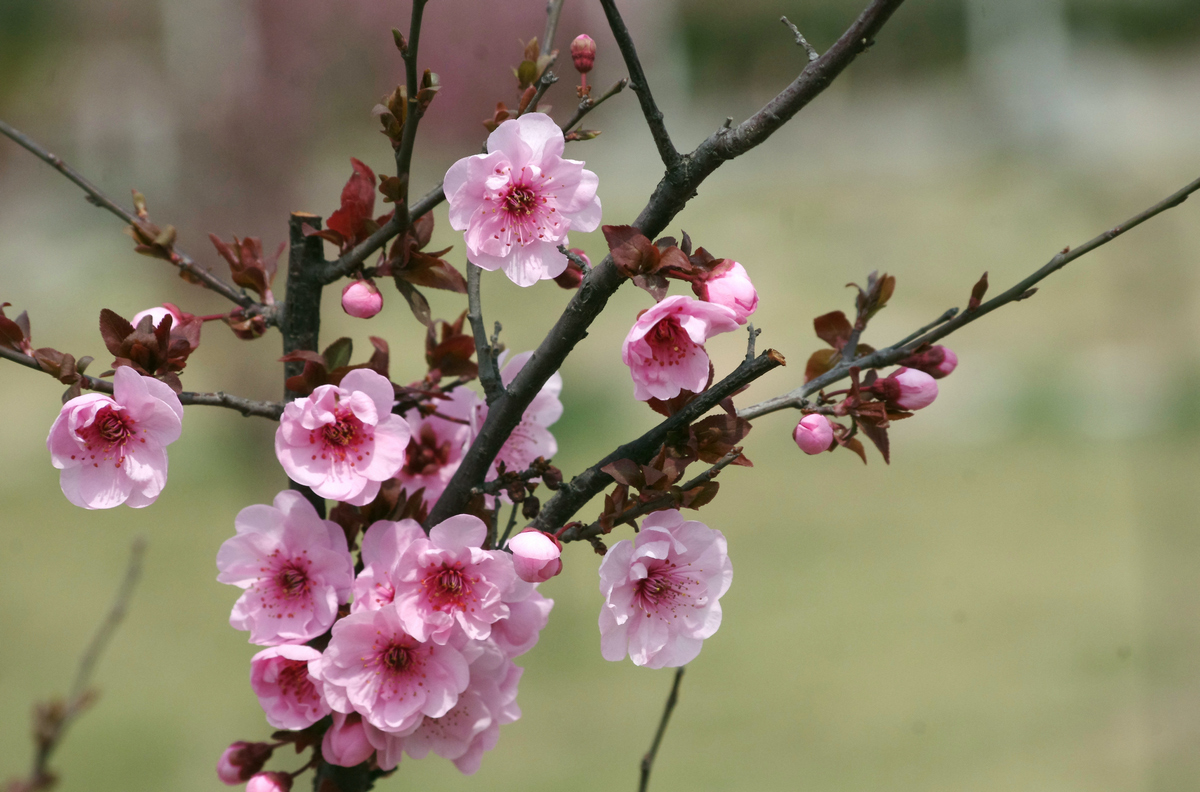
[3,0,1200,790]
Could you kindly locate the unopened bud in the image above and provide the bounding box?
[869,367,938,411]
[341,278,383,319]
[899,345,957,379]
[217,741,274,785]
[554,249,589,289]
[246,772,292,792]
[792,414,833,455]
[224,308,267,340]
[571,34,596,73]
[508,528,563,583]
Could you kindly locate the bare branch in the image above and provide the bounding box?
[562,78,630,134]
[781,16,820,61]
[521,69,560,117]
[541,0,567,57]
[739,174,1200,420]
[467,263,505,404]
[638,667,685,792]
[597,0,680,169]
[0,119,259,311]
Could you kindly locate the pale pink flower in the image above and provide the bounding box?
[216,742,273,785]
[246,772,291,792]
[216,490,353,645]
[793,414,833,455]
[869,366,938,411]
[397,387,476,506]
[310,606,470,735]
[444,113,602,287]
[473,352,561,480]
[249,645,330,730]
[322,712,375,768]
[274,368,411,506]
[507,529,563,583]
[489,580,554,659]
[341,279,383,319]
[393,515,517,644]
[350,518,426,614]
[621,295,740,402]
[695,261,758,324]
[47,366,183,509]
[598,509,733,669]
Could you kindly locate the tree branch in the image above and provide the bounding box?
[467,263,505,404]
[530,349,784,533]
[427,0,904,528]
[0,119,260,311]
[562,78,630,133]
[781,16,820,62]
[541,0,567,57]
[739,173,1200,420]
[638,667,685,792]
[597,0,680,169]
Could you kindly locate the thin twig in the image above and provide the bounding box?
[467,263,505,404]
[638,667,685,792]
[744,323,761,362]
[781,16,820,61]
[498,502,521,548]
[0,119,258,310]
[597,0,680,169]
[520,70,560,117]
[541,0,567,57]
[0,345,285,419]
[738,174,1200,420]
[562,78,630,133]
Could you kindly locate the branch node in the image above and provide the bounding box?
[781,16,820,62]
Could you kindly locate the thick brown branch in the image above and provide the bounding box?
[739,173,1200,420]
[0,119,259,310]
[638,667,685,792]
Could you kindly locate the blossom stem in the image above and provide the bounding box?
[467,263,505,404]
[638,667,685,792]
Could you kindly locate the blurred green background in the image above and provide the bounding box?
[3,0,1200,790]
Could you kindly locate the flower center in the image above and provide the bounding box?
[277,660,314,698]
[322,418,358,447]
[421,563,476,612]
[404,426,451,475]
[382,643,412,672]
[97,411,131,443]
[648,318,689,366]
[308,408,373,466]
[275,562,310,598]
[503,185,538,216]
[633,563,688,613]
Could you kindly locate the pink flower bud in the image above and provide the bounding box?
[571,34,596,73]
[898,345,957,379]
[131,304,185,330]
[246,773,292,792]
[216,742,274,785]
[341,279,383,319]
[870,367,938,411]
[554,249,589,289]
[695,262,758,324]
[792,414,833,455]
[322,712,375,768]
[507,528,563,583]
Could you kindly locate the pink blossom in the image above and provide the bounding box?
[275,368,411,506]
[869,366,939,411]
[444,113,602,287]
[392,515,517,644]
[322,712,375,768]
[396,387,476,507]
[598,509,733,669]
[310,606,470,735]
[216,490,353,645]
[246,772,292,792]
[46,366,183,509]
[249,645,330,730]
[507,529,563,583]
[216,742,273,785]
[793,414,834,455]
[341,279,383,319]
[350,518,426,614]
[474,352,561,480]
[695,261,758,324]
[621,295,740,402]
[489,580,553,659]
[570,34,596,73]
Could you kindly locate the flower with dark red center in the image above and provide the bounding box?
[472,352,560,487]
[217,490,354,645]
[351,519,426,614]
[621,295,740,402]
[310,606,469,735]
[396,387,475,507]
[275,368,411,506]
[249,644,330,730]
[444,113,601,287]
[393,515,517,645]
[47,366,183,509]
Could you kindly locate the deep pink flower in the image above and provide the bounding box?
[507,529,563,583]
[246,772,292,792]
[570,34,596,73]
[275,368,411,506]
[310,606,470,735]
[598,509,733,669]
[350,518,426,614]
[322,712,375,768]
[621,295,740,402]
[46,366,183,509]
[473,352,561,480]
[793,414,834,455]
[396,387,476,507]
[216,741,273,785]
[444,113,602,287]
[489,580,554,659]
[341,279,383,319]
[694,261,758,324]
[869,366,939,411]
[393,515,517,644]
[249,645,330,730]
[216,490,354,645]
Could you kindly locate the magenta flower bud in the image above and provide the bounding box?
[322,712,375,768]
[898,345,958,379]
[341,278,383,319]
[695,261,758,324]
[571,34,596,73]
[216,741,274,785]
[870,367,938,411]
[246,772,292,792]
[792,414,833,455]
[507,528,563,583]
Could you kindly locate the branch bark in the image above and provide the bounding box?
[638,667,685,792]
[467,263,505,404]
